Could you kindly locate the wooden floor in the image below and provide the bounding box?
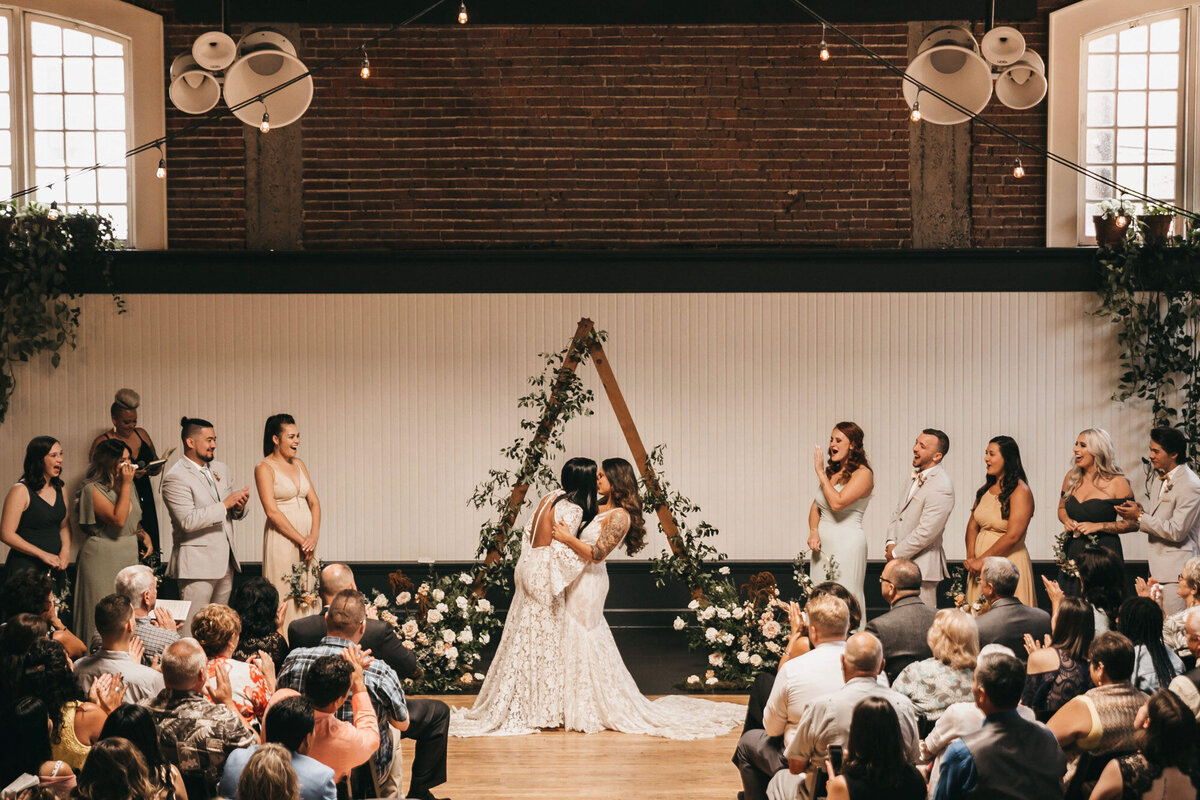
[427,694,749,800]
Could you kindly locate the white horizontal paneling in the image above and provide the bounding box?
[0,292,1153,564]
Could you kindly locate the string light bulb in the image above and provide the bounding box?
[47,200,60,221]
[819,24,830,61]
[910,91,921,123]
[458,1,468,24]
[155,145,166,179]
[360,47,370,79]
[1115,214,1129,228]
[1011,156,1024,179]
[259,108,270,134]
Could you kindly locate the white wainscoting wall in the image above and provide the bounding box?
[0,292,1153,566]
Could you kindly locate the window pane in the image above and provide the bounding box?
[0,130,9,166]
[29,21,61,56]
[66,171,95,203]
[1085,165,1115,200]
[1089,33,1116,53]
[1146,165,1174,198]
[64,94,93,129]
[1088,55,1116,90]
[1115,164,1145,193]
[1086,129,1114,162]
[34,131,63,166]
[1087,93,1115,126]
[31,57,62,93]
[1148,91,1177,126]
[62,28,91,56]
[1117,54,1147,90]
[97,168,125,203]
[99,205,126,240]
[1147,128,1176,164]
[96,131,125,161]
[65,131,94,166]
[1148,54,1178,89]
[1150,18,1180,51]
[94,59,123,93]
[63,57,93,93]
[0,58,8,92]
[0,92,7,128]
[0,167,9,199]
[0,15,8,55]
[95,94,124,130]
[35,169,65,202]
[92,36,122,57]
[32,95,63,129]
[1117,92,1147,127]
[1116,129,1145,163]
[1118,25,1148,52]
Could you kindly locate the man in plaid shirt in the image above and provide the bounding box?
[278,590,410,796]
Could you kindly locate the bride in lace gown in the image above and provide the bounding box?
[450,458,598,736]
[550,458,744,739]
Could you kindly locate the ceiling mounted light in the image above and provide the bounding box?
[901,26,992,125]
[995,49,1047,110]
[168,53,221,115]
[223,29,313,130]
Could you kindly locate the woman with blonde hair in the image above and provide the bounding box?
[1057,428,1136,592]
[892,609,980,722]
[236,743,299,800]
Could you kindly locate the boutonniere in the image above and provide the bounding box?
[917,471,929,488]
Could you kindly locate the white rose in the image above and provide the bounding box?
[426,609,443,624]
[737,651,750,664]
[761,620,782,639]
[436,602,449,613]
[717,608,731,619]
[396,592,412,605]
[687,599,700,610]
[765,640,780,653]
[456,595,468,609]
[480,633,490,644]
[459,572,472,584]
[721,633,734,646]
[474,672,485,680]
[701,607,716,621]
[373,595,388,607]
[402,640,416,650]
[708,652,724,667]
[706,676,719,686]
[460,673,474,683]
[686,674,700,684]
[673,617,686,631]
[401,620,419,638]
[458,627,473,644]
[750,654,763,667]
[732,607,744,620]
[433,640,446,655]
[705,627,719,642]
[719,566,731,575]
[444,645,458,661]
[418,583,430,595]
[477,599,492,613]
[441,629,457,643]
[432,589,445,602]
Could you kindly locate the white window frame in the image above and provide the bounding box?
[1048,0,1197,246]
[2,0,163,248]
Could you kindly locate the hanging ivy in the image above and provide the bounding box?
[0,203,124,425]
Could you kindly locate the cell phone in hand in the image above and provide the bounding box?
[827,744,844,776]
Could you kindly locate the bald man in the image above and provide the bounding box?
[776,632,920,800]
[286,564,450,800]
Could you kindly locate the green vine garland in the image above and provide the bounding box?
[0,203,124,425]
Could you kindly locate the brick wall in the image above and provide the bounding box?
[151,2,1065,249]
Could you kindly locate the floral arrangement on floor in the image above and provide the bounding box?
[286,560,325,613]
[365,569,500,694]
[944,566,988,616]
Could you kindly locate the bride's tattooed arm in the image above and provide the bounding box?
[588,510,629,561]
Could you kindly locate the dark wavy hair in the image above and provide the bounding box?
[1,568,53,618]
[1138,690,1199,775]
[86,438,131,490]
[554,457,598,531]
[825,421,871,481]
[1077,545,1125,624]
[1118,596,1178,690]
[99,704,174,798]
[263,413,297,457]
[230,576,281,640]
[1051,596,1095,662]
[19,638,86,745]
[75,737,157,800]
[0,696,54,786]
[601,458,646,556]
[973,435,1029,519]
[840,696,914,789]
[20,436,62,491]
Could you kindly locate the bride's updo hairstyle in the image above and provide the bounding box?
[601,457,646,556]
[262,413,297,457]
[554,457,598,528]
[826,421,871,481]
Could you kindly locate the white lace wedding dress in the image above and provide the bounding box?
[560,508,744,739]
[450,491,586,736]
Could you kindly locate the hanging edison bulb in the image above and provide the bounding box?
[819,24,830,61]
[1011,157,1024,179]
[360,47,370,79]
[458,1,468,24]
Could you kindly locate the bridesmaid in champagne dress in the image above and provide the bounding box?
[255,414,321,633]
[965,436,1036,607]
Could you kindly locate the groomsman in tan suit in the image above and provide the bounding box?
[1117,427,1200,616]
[161,416,250,634]
[885,429,955,607]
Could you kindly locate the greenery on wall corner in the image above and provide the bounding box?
[1093,225,1200,474]
[0,203,124,425]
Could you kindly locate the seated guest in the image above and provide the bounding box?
[278,590,410,799]
[892,609,978,723]
[824,696,927,800]
[144,638,257,797]
[72,594,164,703]
[1118,597,1184,694]
[1022,596,1095,721]
[113,564,180,665]
[230,577,288,666]
[1090,689,1199,800]
[1047,631,1149,789]
[974,557,1052,661]
[286,564,449,800]
[72,737,157,800]
[1077,545,1125,633]
[1162,558,1200,663]
[191,604,272,731]
[933,651,1066,800]
[18,638,123,771]
[865,558,936,685]
[268,647,379,782]
[236,743,300,800]
[1167,609,1200,720]
[218,697,336,800]
[0,697,76,798]
[779,632,919,800]
[1,568,85,659]
[732,595,851,800]
[99,704,189,800]
[0,613,48,709]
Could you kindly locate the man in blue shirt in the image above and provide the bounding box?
[219,695,337,800]
[934,651,1065,800]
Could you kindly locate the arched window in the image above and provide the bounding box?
[0,1,163,247]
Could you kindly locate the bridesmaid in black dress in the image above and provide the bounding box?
[0,436,70,580]
[1057,428,1136,594]
[90,389,163,559]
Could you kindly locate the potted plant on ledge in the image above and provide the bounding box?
[1139,202,1175,244]
[1093,197,1137,247]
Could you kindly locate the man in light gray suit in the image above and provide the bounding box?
[1117,427,1200,616]
[885,428,955,607]
[162,416,250,634]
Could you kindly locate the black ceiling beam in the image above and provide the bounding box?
[174,0,1038,26]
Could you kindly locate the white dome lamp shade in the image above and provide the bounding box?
[191,30,237,71]
[980,26,1026,67]
[901,26,993,125]
[996,49,1047,109]
[168,53,220,114]
[223,29,313,129]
